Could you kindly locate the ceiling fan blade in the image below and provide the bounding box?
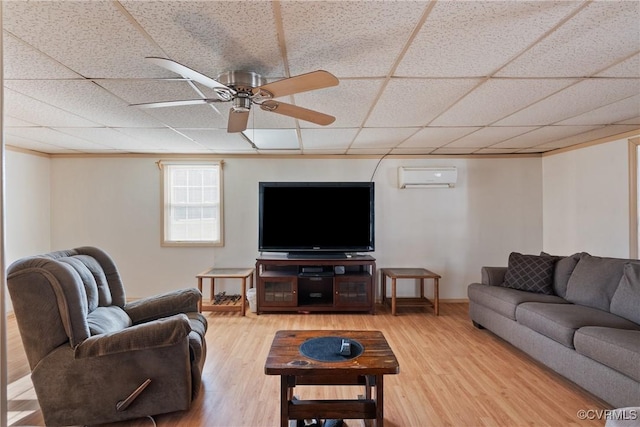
[130,99,217,109]
[228,110,250,133]
[255,70,338,98]
[146,57,234,94]
[260,100,335,126]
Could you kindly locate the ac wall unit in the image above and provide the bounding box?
[398,166,457,189]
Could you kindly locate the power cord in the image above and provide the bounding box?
[369,152,391,182]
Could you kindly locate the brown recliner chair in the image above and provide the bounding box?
[7,246,207,426]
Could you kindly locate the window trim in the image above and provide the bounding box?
[160,159,224,247]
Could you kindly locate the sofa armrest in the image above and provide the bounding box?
[74,314,191,358]
[124,288,201,324]
[481,266,507,286]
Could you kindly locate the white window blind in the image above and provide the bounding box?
[161,161,223,246]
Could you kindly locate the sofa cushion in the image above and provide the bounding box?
[541,252,583,299]
[610,263,640,325]
[515,302,640,348]
[565,254,627,312]
[468,283,568,320]
[503,252,555,295]
[574,327,640,382]
[87,306,132,336]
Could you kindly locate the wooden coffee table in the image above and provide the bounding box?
[264,330,399,427]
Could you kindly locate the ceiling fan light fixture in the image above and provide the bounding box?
[232,94,252,113]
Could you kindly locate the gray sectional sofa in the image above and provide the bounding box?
[468,252,640,409]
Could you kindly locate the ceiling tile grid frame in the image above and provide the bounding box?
[1,0,639,156]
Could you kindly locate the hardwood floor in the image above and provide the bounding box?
[7,303,609,426]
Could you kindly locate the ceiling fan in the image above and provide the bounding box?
[132,57,339,133]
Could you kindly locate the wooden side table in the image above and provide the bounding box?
[380,268,441,316]
[196,267,254,316]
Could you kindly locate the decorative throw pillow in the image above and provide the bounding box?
[610,262,640,324]
[503,252,555,295]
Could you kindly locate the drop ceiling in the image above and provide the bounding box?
[2,0,639,156]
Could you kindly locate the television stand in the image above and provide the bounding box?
[255,255,376,314]
[286,251,348,259]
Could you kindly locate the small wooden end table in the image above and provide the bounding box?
[380,268,441,316]
[265,330,399,427]
[196,267,254,315]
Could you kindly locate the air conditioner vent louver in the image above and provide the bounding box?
[398,167,457,189]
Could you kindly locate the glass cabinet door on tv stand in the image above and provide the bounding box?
[255,255,376,314]
[261,275,297,307]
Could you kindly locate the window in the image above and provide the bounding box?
[161,161,223,246]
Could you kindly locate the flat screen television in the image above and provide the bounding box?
[259,182,375,258]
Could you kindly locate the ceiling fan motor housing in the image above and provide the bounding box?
[216,70,266,93]
[217,70,267,113]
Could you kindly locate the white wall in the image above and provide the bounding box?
[542,138,630,258]
[6,138,638,304]
[5,150,51,266]
[49,155,543,300]
[5,149,51,311]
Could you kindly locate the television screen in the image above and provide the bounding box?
[259,182,375,257]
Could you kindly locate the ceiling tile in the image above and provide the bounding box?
[97,79,209,105]
[121,1,284,78]
[3,1,164,78]
[556,94,640,126]
[366,78,481,127]
[5,133,76,154]
[5,80,165,127]
[3,33,82,80]
[446,127,539,148]
[535,125,640,150]
[431,79,577,126]
[176,129,257,153]
[55,128,158,153]
[491,125,601,149]
[351,128,418,149]
[4,116,39,127]
[396,1,580,77]
[5,127,113,151]
[2,0,638,156]
[495,79,640,126]
[241,129,299,150]
[294,79,384,128]
[280,1,428,78]
[497,1,640,77]
[399,127,479,148]
[141,103,230,129]
[597,53,640,78]
[5,88,100,127]
[616,117,640,126]
[300,129,359,151]
[114,128,204,152]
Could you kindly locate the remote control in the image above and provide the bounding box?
[339,339,351,356]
